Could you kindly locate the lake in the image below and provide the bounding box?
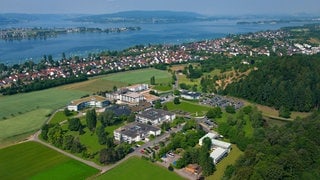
[0,17,310,65]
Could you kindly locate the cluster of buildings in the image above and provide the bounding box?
[114,122,161,144]
[199,132,231,164]
[2,27,319,88]
[106,84,159,104]
[114,108,175,144]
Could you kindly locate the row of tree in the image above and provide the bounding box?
[0,74,88,95]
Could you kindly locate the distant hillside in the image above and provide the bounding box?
[71,10,208,23]
[224,54,320,112]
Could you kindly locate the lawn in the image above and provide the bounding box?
[102,68,171,84]
[97,156,183,180]
[208,145,243,180]
[62,119,125,157]
[50,111,78,124]
[0,141,99,180]
[0,108,51,143]
[165,100,211,116]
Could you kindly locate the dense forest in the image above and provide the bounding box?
[224,111,320,179]
[225,54,320,112]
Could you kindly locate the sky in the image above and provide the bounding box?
[0,0,319,16]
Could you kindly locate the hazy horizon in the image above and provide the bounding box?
[0,0,319,16]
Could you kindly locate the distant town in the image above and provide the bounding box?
[0,26,141,40]
[1,24,319,91]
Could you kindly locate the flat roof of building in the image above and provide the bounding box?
[211,139,231,149]
[137,108,174,121]
[116,122,160,138]
[122,92,143,98]
[69,95,108,106]
[142,92,160,102]
[210,147,228,162]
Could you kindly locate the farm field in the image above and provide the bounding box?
[165,100,211,116]
[0,88,86,120]
[0,88,86,145]
[0,142,99,179]
[0,108,51,143]
[96,156,183,180]
[208,145,243,180]
[102,68,171,84]
[58,78,127,93]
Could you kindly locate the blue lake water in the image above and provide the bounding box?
[0,18,310,65]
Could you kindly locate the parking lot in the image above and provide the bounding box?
[200,94,244,109]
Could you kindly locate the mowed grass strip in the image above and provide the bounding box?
[97,156,183,180]
[0,109,51,142]
[102,68,171,84]
[0,142,99,180]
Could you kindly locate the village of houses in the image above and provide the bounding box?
[66,83,242,178]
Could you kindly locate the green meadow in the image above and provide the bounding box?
[97,156,183,180]
[102,68,171,84]
[0,142,99,179]
[165,100,211,116]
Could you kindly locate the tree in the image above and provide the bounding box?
[161,122,171,131]
[96,126,107,145]
[173,90,180,96]
[86,109,97,132]
[202,137,212,151]
[68,118,82,131]
[47,124,63,147]
[62,52,66,60]
[174,97,180,104]
[41,124,52,140]
[64,108,72,116]
[162,104,168,111]
[62,135,74,150]
[99,110,115,126]
[154,100,162,109]
[113,85,117,92]
[127,113,136,122]
[206,107,222,119]
[279,106,291,118]
[225,105,236,114]
[150,76,156,85]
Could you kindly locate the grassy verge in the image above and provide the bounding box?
[0,141,99,179]
[208,145,243,180]
[96,156,183,180]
